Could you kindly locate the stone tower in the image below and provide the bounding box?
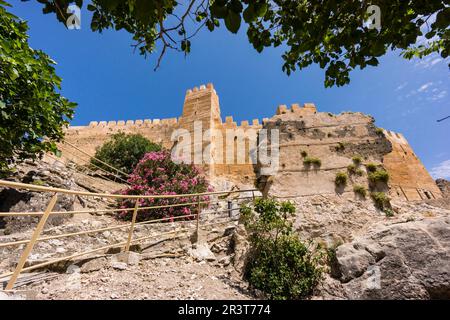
[178,83,222,176]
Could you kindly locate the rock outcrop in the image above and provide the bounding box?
[436,179,450,198]
[317,216,450,299]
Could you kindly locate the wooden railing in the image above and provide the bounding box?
[0,179,258,290]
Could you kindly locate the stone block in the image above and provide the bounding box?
[276,104,288,115]
[111,252,141,266]
[291,103,301,112]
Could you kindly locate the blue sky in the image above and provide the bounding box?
[8,1,450,178]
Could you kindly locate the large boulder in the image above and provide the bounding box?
[322,216,450,299]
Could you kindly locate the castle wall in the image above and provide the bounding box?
[62,83,441,200]
[62,118,179,161]
[262,107,390,197]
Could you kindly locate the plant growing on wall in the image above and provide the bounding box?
[375,128,384,135]
[370,192,390,210]
[347,164,357,175]
[353,185,367,198]
[368,170,390,184]
[303,156,321,168]
[335,142,345,152]
[335,172,348,186]
[365,163,378,173]
[352,155,362,165]
[91,133,161,175]
[117,150,212,222]
[240,198,323,300]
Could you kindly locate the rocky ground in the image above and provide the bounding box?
[17,254,252,300]
[0,207,253,300]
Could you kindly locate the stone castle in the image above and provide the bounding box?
[63,83,442,201]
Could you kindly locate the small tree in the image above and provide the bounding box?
[117,150,212,222]
[91,133,161,175]
[0,3,76,175]
[240,198,323,300]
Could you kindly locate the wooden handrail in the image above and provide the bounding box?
[0,213,199,248]
[0,200,211,217]
[58,146,129,184]
[0,179,257,199]
[63,141,130,177]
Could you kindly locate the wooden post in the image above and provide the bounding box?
[5,194,58,290]
[252,190,255,201]
[124,199,140,252]
[196,195,201,242]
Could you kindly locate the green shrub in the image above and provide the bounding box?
[117,150,212,221]
[384,208,394,217]
[355,169,365,176]
[375,128,384,135]
[352,155,362,165]
[300,150,308,157]
[91,133,161,175]
[32,179,46,186]
[335,172,348,186]
[371,192,390,210]
[335,142,345,151]
[365,163,378,173]
[241,198,323,300]
[368,170,389,184]
[347,164,356,174]
[353,185,367,198]
[303,156,321,167]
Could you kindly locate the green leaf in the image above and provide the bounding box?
[366,57,379,66]
[134,0,154,25]
[210,3,228,19]
[225,11,241,34]
[243,4,257,23]
[96,0,120,11]
[255,2,268,17]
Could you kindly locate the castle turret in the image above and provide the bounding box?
[177,83,222,174]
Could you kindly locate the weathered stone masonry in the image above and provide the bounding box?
[63,83,442,201]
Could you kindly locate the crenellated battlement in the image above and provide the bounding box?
[222,116,262,129]
[276,103,317,115]
[185,83,216,96]
[85,117,179,129]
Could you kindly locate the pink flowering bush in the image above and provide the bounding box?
[117,150,213,222]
